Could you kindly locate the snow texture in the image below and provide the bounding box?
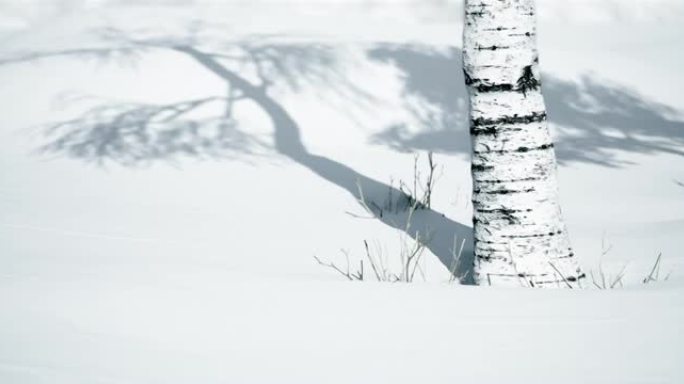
[0,1,683,383]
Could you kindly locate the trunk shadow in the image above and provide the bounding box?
[180,45,476,282]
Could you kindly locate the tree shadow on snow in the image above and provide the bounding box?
[368,44,684,167]
[0,29,476,282]
[3,28,683,281]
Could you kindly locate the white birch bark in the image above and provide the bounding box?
[463,0,585,287]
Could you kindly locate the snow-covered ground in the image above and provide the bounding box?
[1,1,683,383]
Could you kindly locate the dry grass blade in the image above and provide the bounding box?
[548,261,573,289]
[643,253,664,284]
[364,240,383,281]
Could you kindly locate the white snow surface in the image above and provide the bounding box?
[1,1,683,383]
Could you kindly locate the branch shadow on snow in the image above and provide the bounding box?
[5,29,683,281]
[368,44,684,167]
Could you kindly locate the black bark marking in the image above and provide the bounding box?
[463,69,474,86]
[470,125,500,135]
[472,112,546,127]
[467,11,487,17]
[517,65,540,96]
[471,163,494,172]
[476,176,546,184]
[550,252,576,259]
[466,65,541,96]
[476,240,501,245]
[473,143,554,154]
[502,230,564,239]
[475,45,510,51]
[473,83,514,93]
[475,255,509,262]
[471,125,524,136]
[479,272,552,278]
[476,247,508,253]
[476,207,532,225]
[535,273,586,285]
[509,32,535,37]
[473,187,535,195]
[476,208,533,213]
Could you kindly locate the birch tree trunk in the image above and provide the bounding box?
[463,0,585,287]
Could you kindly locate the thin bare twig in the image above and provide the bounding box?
[314,255,355,281]
[548,261,574,289]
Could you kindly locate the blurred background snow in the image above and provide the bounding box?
[2,0,684,34]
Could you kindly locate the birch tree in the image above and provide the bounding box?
[463,0,584,287]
